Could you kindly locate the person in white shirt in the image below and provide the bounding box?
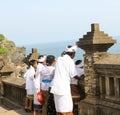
[24,59,37,112]
[33,55,46,115]
[41,55,56,115]
[71,60,84,85]
[75,60,86,100]
[50,45,78,115]
[70,60,85,100]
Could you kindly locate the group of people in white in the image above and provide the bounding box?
[24,45,84,115]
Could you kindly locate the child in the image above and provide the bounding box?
[33,55,46,115]
[41,55,56,115]
[24,59,37,112]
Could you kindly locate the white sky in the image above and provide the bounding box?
[0,0,120,45]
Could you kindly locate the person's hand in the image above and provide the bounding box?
[80,75,84,80]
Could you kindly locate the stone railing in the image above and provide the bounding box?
[2,77,26,106]
[99,72,120,102]
[94,63,120,114]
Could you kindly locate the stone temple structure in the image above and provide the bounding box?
[77,24,120,115]
[25,48,40,65]
[0,24,120,115]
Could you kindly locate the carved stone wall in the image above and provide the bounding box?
[77,23,120,115]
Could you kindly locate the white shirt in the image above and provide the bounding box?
[34,63,44,92]
[24,66,35,90]
[41,66,55,91]
[71,66,84,85]
[51,54,77,95]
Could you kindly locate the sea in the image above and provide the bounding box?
[25,37,120,62]
[25,39,84,61]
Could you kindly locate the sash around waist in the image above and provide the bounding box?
[42,79,52,83]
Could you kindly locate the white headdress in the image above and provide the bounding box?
[76,63,84,68]
[66,45,77,53]
[38,55,46,62]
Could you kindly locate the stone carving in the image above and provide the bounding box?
[25,48,40,65]
[77,23,116,96]
[77,24,120,115]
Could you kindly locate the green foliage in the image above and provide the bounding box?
[0,47,9,54]
[0,34,6,41]
[0,34,14,54]
[8,40,14,44]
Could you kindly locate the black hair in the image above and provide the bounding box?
[65,52,75,57]
[46,55,55,65]
[38,55,44,59]
[75,60,82,65]
[61,51,66,56]
[67,45,72,48]
[29,59,37,67]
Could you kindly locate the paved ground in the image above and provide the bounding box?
[0,106,33,115]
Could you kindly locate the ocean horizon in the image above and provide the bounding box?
[25,39,84,61]
[24,37,120,61]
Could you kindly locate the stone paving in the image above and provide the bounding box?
[0,106,33,115]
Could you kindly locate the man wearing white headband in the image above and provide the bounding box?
[66,45,77,53]
[51,45,78,115]
[38,55,46,64]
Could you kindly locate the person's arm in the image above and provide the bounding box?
[29,71,36,80]
[74,74,84,80]
[80,74,85,80]
[69,60,77,78]
[73,75,80,80]
[24,71,27,80]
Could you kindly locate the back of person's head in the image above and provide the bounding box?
[61,51,66,56]
[75,60,82,65]
[38,55,44,59]
[46,55,55,66]
[65,45,76,58]
[65,52,75,57]
[67,45,72,48]
[38,55,47,65]
[29,59,37,67]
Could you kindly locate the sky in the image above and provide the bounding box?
[0,0,120,46]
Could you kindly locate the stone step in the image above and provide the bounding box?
[1,97,22,110]
[0,97,33,114]
[0,106,33,115]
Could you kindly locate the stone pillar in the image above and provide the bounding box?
[77,23,116,115]
[99,76,106,99]
[26,48,40,64]
[105,77,110,98]
[32,48,38,53]
[114,78,120,101]
[77,24,116,97]
[91,23,100,31]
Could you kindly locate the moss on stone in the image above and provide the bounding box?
[0,47,9,54]
[0,34,6,41]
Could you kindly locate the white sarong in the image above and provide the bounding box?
[27,89,34,95]
[54,93,73,112]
